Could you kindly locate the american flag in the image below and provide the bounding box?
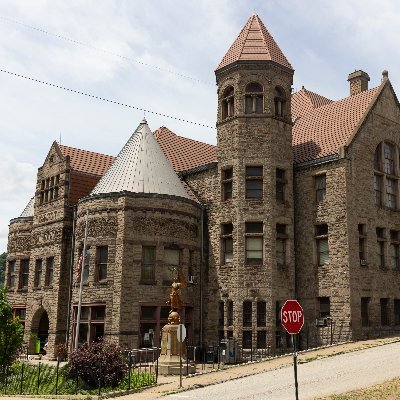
[75,253,84,278]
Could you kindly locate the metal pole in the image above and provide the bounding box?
[330,319,333,345]
[293,334,299,400]
[179,324,183,388]
[200,206,204,347]
[74,210,89,350]
[66,206,77,348]
[186,337,189,375]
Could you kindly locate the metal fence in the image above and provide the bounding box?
[0,350,158,396]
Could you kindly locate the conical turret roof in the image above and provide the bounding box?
[90,119,190,199]
[217,14,293,71]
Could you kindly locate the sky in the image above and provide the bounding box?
[1,0,400,253]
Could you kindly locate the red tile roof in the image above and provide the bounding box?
[292,87,333,119]
[292,86,380,164]
[217,14,293,71]
[154,126,216,172]
[59,145,114,176]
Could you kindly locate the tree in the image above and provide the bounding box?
[0,287,24,376]
[0,252,6,287]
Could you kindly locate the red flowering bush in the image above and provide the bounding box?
[69,338,127,388]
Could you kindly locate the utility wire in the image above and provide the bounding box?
[0,68,216,130]
[0,15,214,86]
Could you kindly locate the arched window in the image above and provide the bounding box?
[374,141,399,209]
[221,86,234,120]
[274,87,286,117]
[245,83,263,114]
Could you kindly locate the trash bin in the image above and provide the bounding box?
[206,346,215,363]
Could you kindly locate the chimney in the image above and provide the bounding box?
[347,70,370,96]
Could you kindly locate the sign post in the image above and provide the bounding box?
[281,300,304,400]
[176,324,186,388]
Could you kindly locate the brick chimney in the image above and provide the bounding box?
[347,70,370,96]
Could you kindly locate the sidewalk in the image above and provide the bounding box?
[1,336,399,400]
[124,336,400,400]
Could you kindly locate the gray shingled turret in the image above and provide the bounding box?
[90,119,190,199]
[20,197,34,217]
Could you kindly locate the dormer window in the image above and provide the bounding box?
[274,86,286,117]
[245,83,263,114]
[222,86,234,120]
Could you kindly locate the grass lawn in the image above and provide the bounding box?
[316,377,400,400]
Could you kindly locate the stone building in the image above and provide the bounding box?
[6,14,400,357]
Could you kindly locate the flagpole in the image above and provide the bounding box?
[74,210,89,350]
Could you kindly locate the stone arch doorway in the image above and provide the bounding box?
[30,308,49,354]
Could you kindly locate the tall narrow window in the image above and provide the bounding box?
[227,300,233,326]
[384,142,395,175]
[358,224,367,265]
[13,308,26,329]
[163,248,180,284]
[361,297,370,327]
[219,301,224,326]
[242,331,252,349]
[34,259,42,288]
[390,230,399,270]
[316,224,329,266]
[276,169,286,203]
[274,86,286,117]
[374,175,383,206]
[245,166,263,199]
[7,260,16,289]
[222,168,233,201]
[82,251,90,284]
[276,224,287,266]
[188,250,194,278]
[45,257,54,286]
[20,259,30,289]
[222,223,233,264]
[318,297,331,317]
[394,299,400,325]
[257,301,266,327]
[380,298,390,326]
[96,246,108,281]
[376,228,385,268]
[141,246,156,283]
[245,222,263,265]
[245,83,263,114]
[221,86,234,120]
[315,174,326,202]
[386,178,397,208]
[243,301,252,327]
[275,301,281,327]
[374,143,382,170]
[374,142,399,209]
[257,331,267,349]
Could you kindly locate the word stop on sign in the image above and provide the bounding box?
[282,310,303,323]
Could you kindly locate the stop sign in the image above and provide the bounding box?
[281,300,304,334]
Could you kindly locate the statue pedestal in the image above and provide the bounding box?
[158,324,196,375]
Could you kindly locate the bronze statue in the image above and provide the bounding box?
[167,267,186,325]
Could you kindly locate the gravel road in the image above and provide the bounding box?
[164,341,400,400]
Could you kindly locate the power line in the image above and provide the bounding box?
[0,15,214,86]
[0,68,216,130]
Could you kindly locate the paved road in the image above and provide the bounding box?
[164,341,400,400]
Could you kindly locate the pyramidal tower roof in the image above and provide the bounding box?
[90,119,190,199]
[217,13,293,71]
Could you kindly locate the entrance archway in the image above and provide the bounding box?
[30,308,49,354]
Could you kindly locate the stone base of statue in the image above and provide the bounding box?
[158,324,196,375]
